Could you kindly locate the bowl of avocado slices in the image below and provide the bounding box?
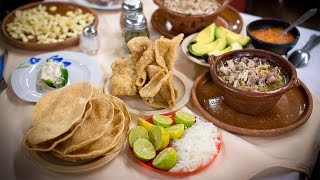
[183,22,251,66]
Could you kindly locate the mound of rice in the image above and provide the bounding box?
[170,117,220,172]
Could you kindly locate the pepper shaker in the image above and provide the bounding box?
[122,12,149,53]
[80,24,101,55]
[120,0,143,30]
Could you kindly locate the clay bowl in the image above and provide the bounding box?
[208,49,300,115]
[153,0,232,35]
[246,18,300,55]
[2,1,98,51]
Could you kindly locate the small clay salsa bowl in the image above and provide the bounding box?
[246,19,300,55]
[209,49,300,115]
[153,0,232,35]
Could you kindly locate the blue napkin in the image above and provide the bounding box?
[0,53,3,80]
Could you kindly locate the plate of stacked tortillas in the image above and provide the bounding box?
[24,81,130,173]
[105,34,193,116]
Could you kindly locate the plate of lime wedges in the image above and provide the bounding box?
[128,111,221,175]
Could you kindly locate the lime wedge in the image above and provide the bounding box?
[152,147,177,170]
[165,124,185,139]
[128,126,149,148]
[152,115,173,128]
[149,126,170,151]
[175,111,195,127]
[133,139,156,161]
[137,118,155,132]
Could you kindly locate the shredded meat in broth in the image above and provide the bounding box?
[217,57,286,92]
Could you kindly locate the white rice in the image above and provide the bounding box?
[170,117,220,172]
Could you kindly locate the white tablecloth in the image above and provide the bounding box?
[1,1,320,180]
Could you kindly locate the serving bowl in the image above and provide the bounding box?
[209,49,300,115]
[246,18,300,55]
[153,0,232,35]
[2,1,98,51]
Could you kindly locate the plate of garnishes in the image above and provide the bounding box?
[128,111,221,175]
[181,23,251,67]
[11,51,101,102]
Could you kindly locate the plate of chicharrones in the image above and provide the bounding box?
[11,51,101,102]
[104,34,192,116]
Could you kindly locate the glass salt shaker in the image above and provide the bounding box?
[80,24,101,55]
[122,12,149,53]
[120,0,143,30]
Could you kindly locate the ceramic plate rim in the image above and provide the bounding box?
[72,0,121,10]
[104,70,192,116]
[181,33,210,67]
[25,147,120,174]
[11,51,102,102]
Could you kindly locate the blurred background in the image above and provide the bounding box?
[1,0,319,31]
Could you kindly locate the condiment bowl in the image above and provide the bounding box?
[209,49,300,115]
[153,0,232,35]
[246,19,300,55]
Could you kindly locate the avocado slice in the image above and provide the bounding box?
[189,37,228,57]
[215,26,228,39]
[208,42,243,56]
[215,26,251,46]
[191,23,216,44]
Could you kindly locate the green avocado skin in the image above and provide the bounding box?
[191,23,216,44]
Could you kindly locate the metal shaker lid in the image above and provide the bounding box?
[124,12,147,30]
[122,0,143,13]
[83,24,98,38]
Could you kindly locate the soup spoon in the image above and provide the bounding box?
[280,8,317,36]
[288,34,320,68]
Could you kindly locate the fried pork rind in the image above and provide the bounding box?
[110,34,184,109]
[110,58,137,96]
[135,48,155,87]
[25,81,93,151]
[155,34,184,71]
[110,74,137,96]
[127,37,152,63]
[139,70,171,98]
[24,82,131,162]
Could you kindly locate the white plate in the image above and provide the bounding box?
[104,70,193,116]
[25,146,120,174]
[72,0,121,10]
[11,51,102,102]
[181,33,211,67]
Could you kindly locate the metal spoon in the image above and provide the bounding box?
[288,34,320,67]
[280,8,317,36]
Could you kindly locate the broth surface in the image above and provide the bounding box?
[251,27,295,44]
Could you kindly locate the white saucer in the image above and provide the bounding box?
[11,51,102,102]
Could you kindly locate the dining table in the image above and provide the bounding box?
[1,0,320,179]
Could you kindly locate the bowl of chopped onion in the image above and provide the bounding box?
[208,49,300,115]
[153,0,232,35]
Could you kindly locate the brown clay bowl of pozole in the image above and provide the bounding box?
[153,0,232,35]
[246,18,300,55]
[209,49,300,115]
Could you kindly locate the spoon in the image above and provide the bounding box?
[288,34,320,67]
[280,8,317,36]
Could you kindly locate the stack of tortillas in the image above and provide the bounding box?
[24,81,131,162]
